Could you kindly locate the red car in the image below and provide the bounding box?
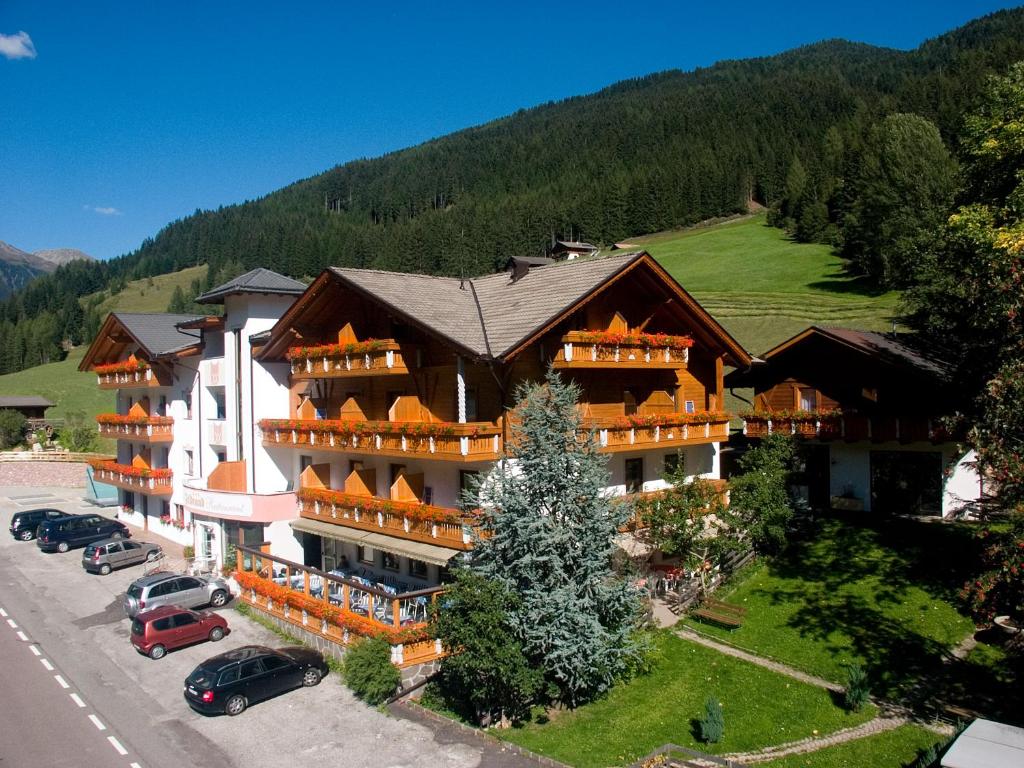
[131,605,230,660]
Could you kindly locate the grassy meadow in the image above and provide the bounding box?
[88,264,207,315]
[638,214,900,356]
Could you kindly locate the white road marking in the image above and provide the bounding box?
[0,607,7,617]
[16,630,27,641]
[69,693,86,708]
[29,645,40,656]
[54,674,70,689]
[130,763,142,768]
[6,618,17,628]
[40,658,54,671]
[107,736,128,756]
[88,714,106,731]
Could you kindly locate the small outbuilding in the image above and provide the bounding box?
[941,718,1024,768]
[0,396,54,420]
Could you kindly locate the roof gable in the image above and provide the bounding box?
[78,312,203,371]
[195,268,306,304]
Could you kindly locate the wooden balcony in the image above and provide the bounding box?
[297,487,474,550]
[742,412,951,444]
[95,414,173,443]
[234,544,444,667]
[583,412,731,452]
[259,419,502,462]
[88,460,172,495]
[552,330,691,370]
[95,363,170,390]
[288,340,415,379]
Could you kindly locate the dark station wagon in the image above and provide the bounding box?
[36,514,130,553]
[9,508,72,540]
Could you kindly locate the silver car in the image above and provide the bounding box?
[123,572,231,617]
[82,538,162,575]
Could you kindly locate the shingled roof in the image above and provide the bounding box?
[112,313,204,356]
[329,253,645,359]
[195,268,306,304]
[276,251,750,366]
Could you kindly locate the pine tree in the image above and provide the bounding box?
[470,368,644,707]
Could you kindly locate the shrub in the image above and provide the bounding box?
[58,410,98,452]
[698,696,724,743]
[0,409,26,449]
[182,545,195,560]
[342,637,400,706]
[914,743,939,768]
[844,663,871,711]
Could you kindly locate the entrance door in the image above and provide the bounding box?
[870,451,942,515]
[624,458,643,494]
[799,444,831,511]
[198,524,216,562]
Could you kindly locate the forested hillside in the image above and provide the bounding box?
[3,8,1024,375]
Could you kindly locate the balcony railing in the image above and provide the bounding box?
[88,459,173,495]
[95,414,174,443]
[288,339,414,379]
[259,419,502,461]
[297,487,474,550]
[582,412,731,452]
[233,544,444,667]
[95,362,169,389]
[553,330,692,369]
[742,411,950,444]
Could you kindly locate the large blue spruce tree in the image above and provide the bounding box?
[469,368,644,706]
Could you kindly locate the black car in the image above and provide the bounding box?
[9,508,72,541]
[183,645,327,716]
[36,514,130,553]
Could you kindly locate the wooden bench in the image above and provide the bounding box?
[691,599,747,630]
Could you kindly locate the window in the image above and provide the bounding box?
[799,387,816,412]
[213,390,226,420]
[150,580,178,597]
[238,660,262,679]
[409,559,428,579]
[153,617,173,631]
[174,504,186,525]
[383,551,399,571]
[224,521,263,552]
[623,389,638,416]
[300,455,313,473]
[216,451,227,464]
[185,449,195,476]
[177,577,202,591]
[625,458,643,494]
[173,613,197,628]
[459,470,479,504]
[357,545,375,565]
[218,667,240,686]
[464,387,478,422]
[158,395,167,417]
[423,486,433,505]
[123,491,135,511]
[684,400,695,414]
[183,390,193,419]
[123,541,140,551]
[161,501,171,520]
[106,542,122,553]
[261,656,291,672]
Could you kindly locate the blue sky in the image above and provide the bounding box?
[0,1,1018,260]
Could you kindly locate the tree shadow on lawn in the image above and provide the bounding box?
[752,515,985,707]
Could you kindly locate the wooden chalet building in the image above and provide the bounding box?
[256,250,751,586]
[726,326,983,517]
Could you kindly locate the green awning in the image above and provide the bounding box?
[289,517,463,567]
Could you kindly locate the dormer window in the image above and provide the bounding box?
[799,387,816,411]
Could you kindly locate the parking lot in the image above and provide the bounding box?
[0,486,532,768]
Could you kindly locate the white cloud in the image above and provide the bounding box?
[83,205,123,216]
[0,31,37,61]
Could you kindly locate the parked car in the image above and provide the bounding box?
[183,645,327,715]
[131,605,229,659]
[82,538,162,575]
[9,508,72,541]
[36,514,130,553]
[123,572,231,617]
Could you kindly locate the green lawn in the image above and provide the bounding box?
[88,264,207,315]
[497,632,876,768]
[639,215,899,355]
[762,725,943,768]
[681,517,978,702]
[0,346,112,421]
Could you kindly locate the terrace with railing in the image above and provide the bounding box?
[95,413,174,443]
[259,418,503,461]
[287,339,416,379]
[297,487,475,550]
[88,459,173,495]
[553,330,692,369]
[742,411,949,443]
[233,543,445,667]
[94,359,170,389]
[583,412,731,452]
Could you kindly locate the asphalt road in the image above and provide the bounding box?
[0,487,538,768]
